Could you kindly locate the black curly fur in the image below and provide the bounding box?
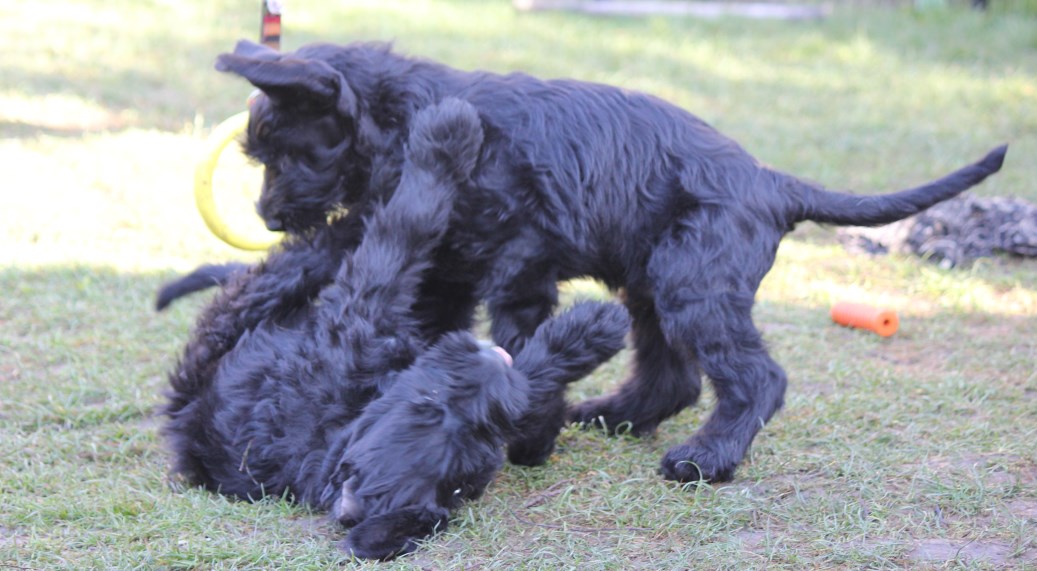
[163,99,629,559]
[215,39,1006,483]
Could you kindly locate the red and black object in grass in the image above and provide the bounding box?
[260,0,282,51]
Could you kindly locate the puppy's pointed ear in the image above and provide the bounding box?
[215,44,359,118]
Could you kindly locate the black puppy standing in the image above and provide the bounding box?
[163,99,630,559]
[214,40,1007,483]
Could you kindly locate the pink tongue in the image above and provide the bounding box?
[492,346,513,367]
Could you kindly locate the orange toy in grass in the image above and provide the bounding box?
[830,302,899,337]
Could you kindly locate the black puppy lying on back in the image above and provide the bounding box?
[211,39,1007,484]
[162,99,629,559]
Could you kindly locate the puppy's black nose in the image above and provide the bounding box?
[264,217,285,232]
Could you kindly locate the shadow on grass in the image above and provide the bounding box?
[0,265,206,429]
[4,260,1031,428]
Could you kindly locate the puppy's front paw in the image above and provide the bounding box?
[342,506,448,561]
[407,97,484,180]
[507,433,557,467]
[660,443,737,484]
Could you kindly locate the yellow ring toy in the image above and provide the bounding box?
[194,110,281,251]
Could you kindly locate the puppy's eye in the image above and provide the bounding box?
[255,121,270,142]
[246,115,269,143]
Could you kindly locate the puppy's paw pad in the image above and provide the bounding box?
[660,444,736,484]
[408,98,484,178]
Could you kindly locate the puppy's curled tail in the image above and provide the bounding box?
[788,144,1007,227]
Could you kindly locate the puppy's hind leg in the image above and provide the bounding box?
[567,292,702,437]
[313,98,485,371]
[649,209,787,483]
[507,301,630,466]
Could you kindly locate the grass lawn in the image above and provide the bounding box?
[2,0,1036,568]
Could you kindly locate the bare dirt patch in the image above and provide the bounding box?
[924,453,1022,487]
[1006,499,1037,521]
[871,315,1036,382]
[733,529,769,551]
[920,453,1037,494]
[731,470,834,505]
[0,525,28,549]
[906,539,1037,566]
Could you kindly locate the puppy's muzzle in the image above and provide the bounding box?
[333,480,364,527]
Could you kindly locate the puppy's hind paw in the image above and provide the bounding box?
[566,396,656,437]
[407,97,484,180]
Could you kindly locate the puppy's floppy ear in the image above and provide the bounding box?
[215,40,359,118]
[228,38,281,61]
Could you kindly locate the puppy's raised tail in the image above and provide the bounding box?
[787,144,1007,227]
